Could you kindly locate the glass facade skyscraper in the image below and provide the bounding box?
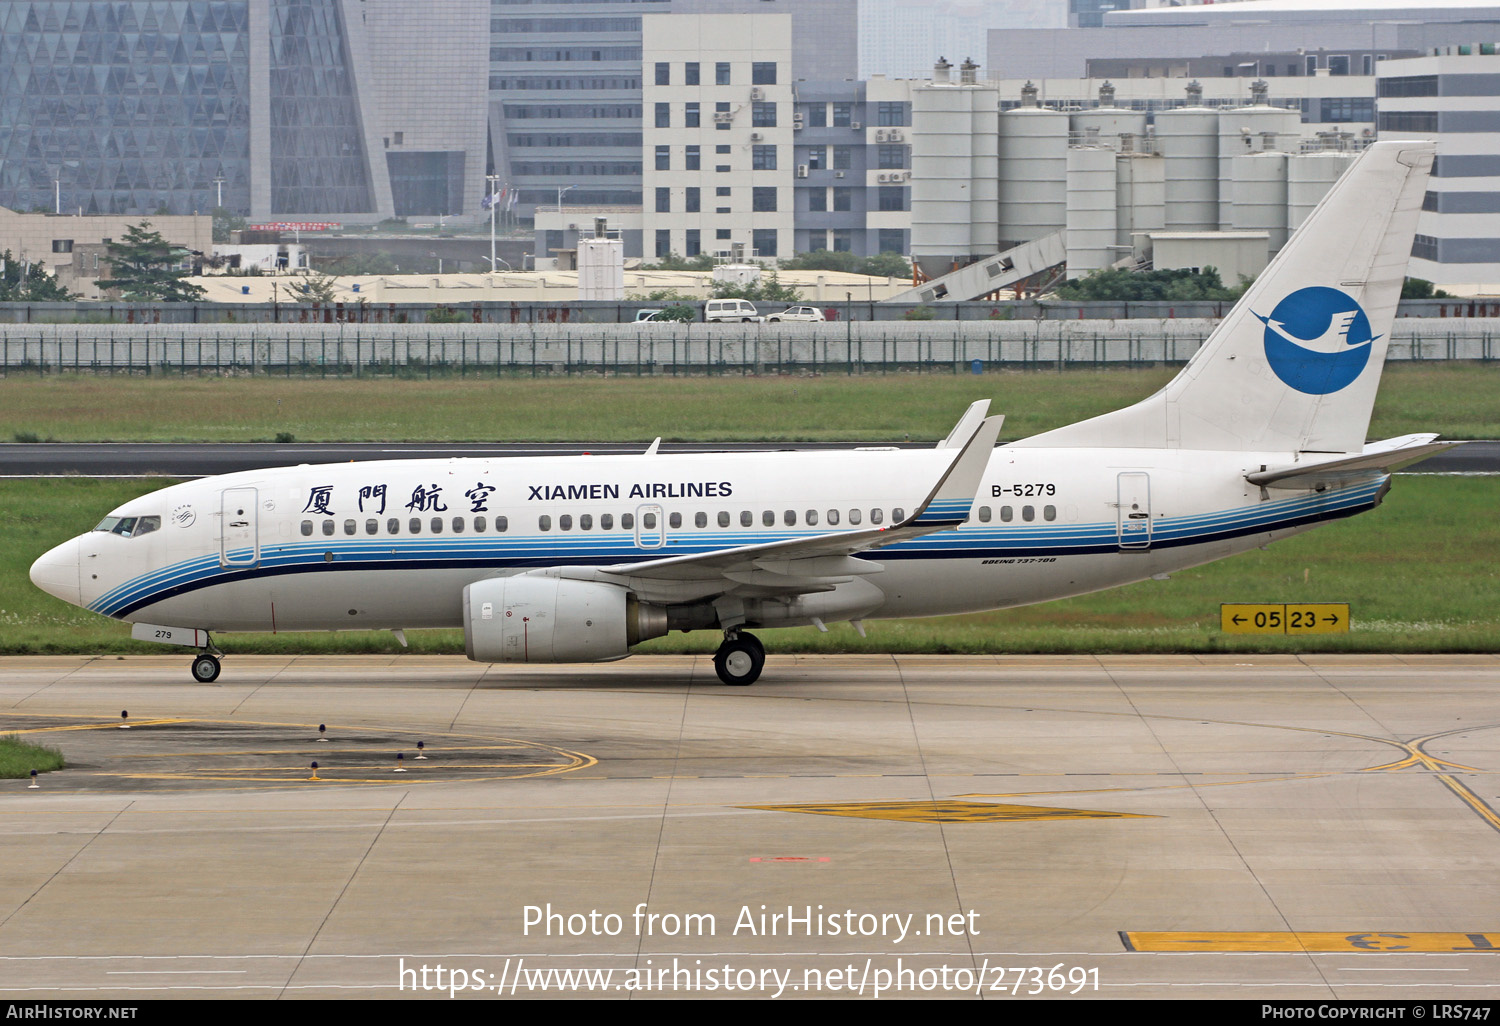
[0,1,253,215]
[267,0,371,214]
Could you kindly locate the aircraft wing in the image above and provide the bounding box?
[549,409,1002,600]
[1246,434,1461,490]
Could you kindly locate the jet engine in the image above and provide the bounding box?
[463,576,668,663]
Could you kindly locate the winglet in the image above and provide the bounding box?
[908,412,1002,527]
[643,437,662,456]
[937,400,991,448]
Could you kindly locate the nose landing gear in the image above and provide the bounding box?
[190,653,221,683]
[713,631,764,686]
[190,633,223,683]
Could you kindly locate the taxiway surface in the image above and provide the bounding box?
[1,653,1497,1000]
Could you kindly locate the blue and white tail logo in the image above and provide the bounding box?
[1254,286,1380,395]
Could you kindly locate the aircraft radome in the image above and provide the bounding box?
[31,141,1456,687]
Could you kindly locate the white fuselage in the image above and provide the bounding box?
[62,446,1383,636]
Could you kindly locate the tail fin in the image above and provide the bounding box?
[1017,140,1435,454]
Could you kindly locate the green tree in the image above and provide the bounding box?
[711,270,801,303]
[1054,266,1247,302]
[0,249,77,301]
[210,206,246,244]
[95,221,206,302]
[860,251,913,279]
[293,271,339,304]
[644,252,715,271]
[780,249,864,274]
[778,249,913,279]
[1401,277,1454,300]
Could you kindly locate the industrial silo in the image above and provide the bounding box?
[996,82,1068,249]
[1230,152,1289,255]
[1116,151,1165,250]
[1156,82,1219,232]
[1287,151,1357,230]
[910,58,1000,278]
[1070,81,1148,153]
[1065,146,1118,277]
[1216,85,1302,229]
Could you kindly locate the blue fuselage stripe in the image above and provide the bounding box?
[91,482,1383,620]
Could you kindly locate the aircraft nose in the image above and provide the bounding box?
[30,537,82,607]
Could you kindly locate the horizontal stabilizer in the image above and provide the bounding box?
[1247,435,1462,490]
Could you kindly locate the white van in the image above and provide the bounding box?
[704,299,763,323]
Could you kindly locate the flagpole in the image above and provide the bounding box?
[487,173,499,272]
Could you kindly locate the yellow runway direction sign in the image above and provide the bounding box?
[1122,931,1500,953]
[1221,603,1349,635]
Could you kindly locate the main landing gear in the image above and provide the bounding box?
[713,631,764,686]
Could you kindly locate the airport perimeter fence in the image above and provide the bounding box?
[0,320,1495,378]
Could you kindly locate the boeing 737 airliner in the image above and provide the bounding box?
[31,141,1454,686]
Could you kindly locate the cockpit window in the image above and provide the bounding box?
[93,515,160,538]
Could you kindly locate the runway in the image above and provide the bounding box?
[1,653,1499,1000]
[0,439,1495,477]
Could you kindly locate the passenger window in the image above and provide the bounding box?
[870,509,883,525]
[580,514,593,531]
[431,517,444,534]
[978,506,991,523]
[559,515,572,531]
[643,512,657,529]
[409,518,422,534]
[784,510,797,526]
[387,518,400,534]
[622,513,634,530]
[1000,506,1013,522]
[762,510,775,527]
[496,516,508,532]
[452,517,465,533]
[366,519,378,535]
[1022,506,1035,522]
[695,512,707,528]
[893,508,905,522]
[600,513,613,530]
[740,510,753,527]
[134,516,161,537]
[322,520,335,536]
[669,512,682,529]
[344,519,356,536]
[806,510,818,526]
[1044,505,1057,522]
[539,516,551,531]
[474,516,487,532]
[827,509,839,526]
[301,520,313,537]
[848,509,862,525]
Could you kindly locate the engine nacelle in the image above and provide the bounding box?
[463,576,667,664]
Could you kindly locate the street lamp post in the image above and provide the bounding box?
[213,174,224,208]
[557,184,575,212]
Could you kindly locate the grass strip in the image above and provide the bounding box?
[0,735,65,778]
[1,363,1496,443]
